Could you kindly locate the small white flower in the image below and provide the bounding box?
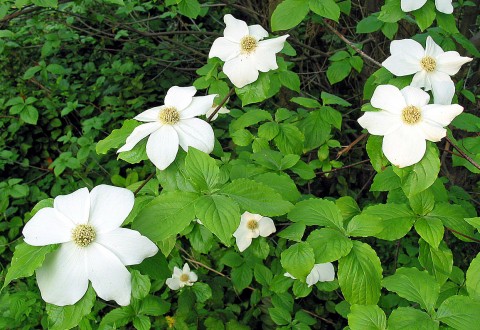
[382,36,472,102]
[284,263,335,287]
[166,263,198,290]
[358,85,463,168]
[22,185,158,306]
[206,104,230,121]
[233,212,276,252]
[209,14,289,88]
[401,0,453,14]
[118,86,216,170]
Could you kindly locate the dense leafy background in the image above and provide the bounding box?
[0,0,479,329]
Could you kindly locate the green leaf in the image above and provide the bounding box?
[378,0,405,23]
[23,66,41,79]
[178,0,200,18]
[291,96,321,108]
[192,282,212,302]
[321,91,351,107]
[277,222,306,242]
[466,253,480,301]
[194,194,240,246]
[346,214,383,237]
[413,1,435,31]
[348,304,387,330]
[382,267,439,313]
[96,120,140,154]
[231,263,252,291]
[132,191,198,242]
[370,167,401,191]
[133,315,151,330]
[254,264,273,286]
[32,0,58,7]
[392,144,440,197]
[46,286,96,330]
[361,204,415,240]
[338,241,383,305]
[3,242,58,289]
[220,178,293,216]
[99,306,134,329]
[131,270,151,300]
[271,0,310,31]
[418,239,453,286]
[437,295,480,330]
[366,135,388,172]
[254,173,301,202]
[269,307,292,325]
[274,123,304,155]
[235,73,270,106]
[298,110,331,151]
[231,109,273,131]
[281,242,315,280]
[309,0,340,21]
[139,295,170,316]
[288,198,345,232]
[327,60,351,85]
[307,228,353,263]
[415,217,444,249]
[356,15,383,33]
[388,307,438,330]
[426,203,474,241]
[185,147,219,191]
[409,189,435,216]
[103,0,125,5]
[279,70,300,92]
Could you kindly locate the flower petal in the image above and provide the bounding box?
[189,272,198,283]
[401,0,427,11]
[164,86,196,111]
[146,125,179,170]
[383,39,423,75]
[382,55,421,76]
[370,85,406,114]
[235,234,252,252]
[180,94,216,119]
[258,217,276,237]
[357,111,402,136]
[284,272,296,279]
[36,242,88,306]
[23,208,74,246]
[89,185,134,233]
[411,70,431,90]
[87,243,132,306]
[134,107,162,122]
[206,106,230,121]
[425,36,444,58]
[422,104,463,127]
[53,187,90,225]
[432,78,455,105]
[401,86,430,107]
[223,14,249,42]
[209,37,240,62]
[222,54,259,88]
[255,36,289,72]
[436,51,472,75]
[173,266,182,278]
[242,211,263,222]
[383,126,427,168]
[419,122,446,142]
[248,25,269,40]
[96,228,158,266]
[314,263,335,282]
[306,267,320,287]
[435,0,453,14]
[117,122,161,153]
[174,118,214,154]
[183,263,190,273]
[166,277,181,290]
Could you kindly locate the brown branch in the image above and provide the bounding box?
[336,133,367,159]
[301,309,336,326]
[207,87,235,122]
[133,172,156,196]
[316,159,370,175]
[445,227,480,243]
[445,136,480,171]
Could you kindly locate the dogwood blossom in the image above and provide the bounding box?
[209,14,289,88]
[22,185,158,306]
[382,36,472,102]
[206,103,230,121]
[401,0,453,14]
[285,263,336,287]
[358,85,463,168]
[166,263,197,290]
[118,86,216,170]
[233,212,276,252]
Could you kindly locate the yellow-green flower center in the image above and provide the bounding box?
[179,274,189,282]
[240,35,258,54]
[401,105,422,125]
[158,106,180,125]
[420,56,436,72]
[72,224,96,247]
[247,219,258,230]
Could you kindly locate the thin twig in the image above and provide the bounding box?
[445,136,480,171]
[316,159,370,175]
[207,87,235,122]
[301,309,336,326]
[133,172,156,196]
[445,227,480,243]
[336,133,367,159]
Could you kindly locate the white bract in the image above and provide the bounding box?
[209,14,289,88]
[233,212,276,252]
[382,37,472,103]
[118,86,216,170]
[22,185,158,306]
[166,263,198,290]
[401,0,453,14]
[284,263,335,287]
[358,85,463,168]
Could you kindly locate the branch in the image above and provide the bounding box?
[207,87,235,122]
[445,136,480,171]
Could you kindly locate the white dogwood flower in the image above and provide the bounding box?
[209,14,289,88]
[382,36,472,102]
[118,86,216,170]
[233,212,276,252]
[401,0,453,14]
[166,263,198,290]
[358,85,463,168]
[284,263,336,287]
[206,104,230,121]
[22,185,158,306]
